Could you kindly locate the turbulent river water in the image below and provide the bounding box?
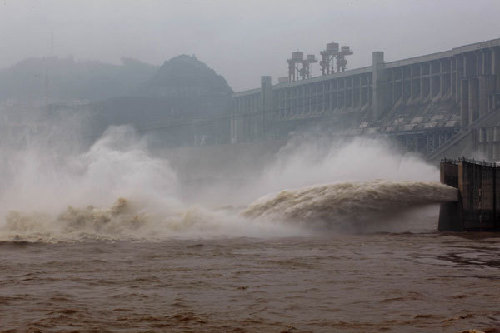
[0,129,498,332]
[1,232,499,332]
[0,185,498,332]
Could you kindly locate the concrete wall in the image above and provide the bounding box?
[438,161,460,231]
[232,38,500,159]
[439,159,499,231]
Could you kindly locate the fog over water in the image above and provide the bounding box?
[0,125,456,241]
[0,2,499,332]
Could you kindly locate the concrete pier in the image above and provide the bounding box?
[438,158,500,231]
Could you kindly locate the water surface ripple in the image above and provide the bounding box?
[1,233,499,332]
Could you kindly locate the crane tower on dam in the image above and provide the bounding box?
[232,37,500,162]
[319,42,353,75]
[287,52,318,82]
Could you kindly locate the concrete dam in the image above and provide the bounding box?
[231,38,500,162]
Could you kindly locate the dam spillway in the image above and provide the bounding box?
[232,38,500,161]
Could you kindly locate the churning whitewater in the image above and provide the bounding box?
[244,180,457,223]
[0,127,454,241]
[0,128,497,333]
[0,180,457,241]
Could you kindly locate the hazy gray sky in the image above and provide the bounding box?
[1,0,499,91]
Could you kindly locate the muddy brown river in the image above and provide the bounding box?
[1,232,499,332]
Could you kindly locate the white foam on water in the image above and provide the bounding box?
[243,180,457,231]
[0,127,452,241]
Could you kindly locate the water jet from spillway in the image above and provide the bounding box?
[243,180,457,229]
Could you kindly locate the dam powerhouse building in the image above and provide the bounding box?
[231,38,500,162]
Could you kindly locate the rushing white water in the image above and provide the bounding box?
[0,126,452,241]
[244,180,457,230]
[0,127,299,241]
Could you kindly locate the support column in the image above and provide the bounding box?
[420,64,425,100]
[305,86,309,114]
[482,50,488,75]
[440,60,446,97]
[469,78,479,123]
[461,79,469,127]
[456,56,464,102]
[392,76,396,105]
[429,62,434,99]
[357,78,362,108]
[261,76,273,137]
[410,65,415,99]
[343,86,347,109]
[351,79,354,107]
[322,82,327,111]
[452,57,458,101]
[401,67,405,103]
[371,51,386,120]
[478,76,489,117]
